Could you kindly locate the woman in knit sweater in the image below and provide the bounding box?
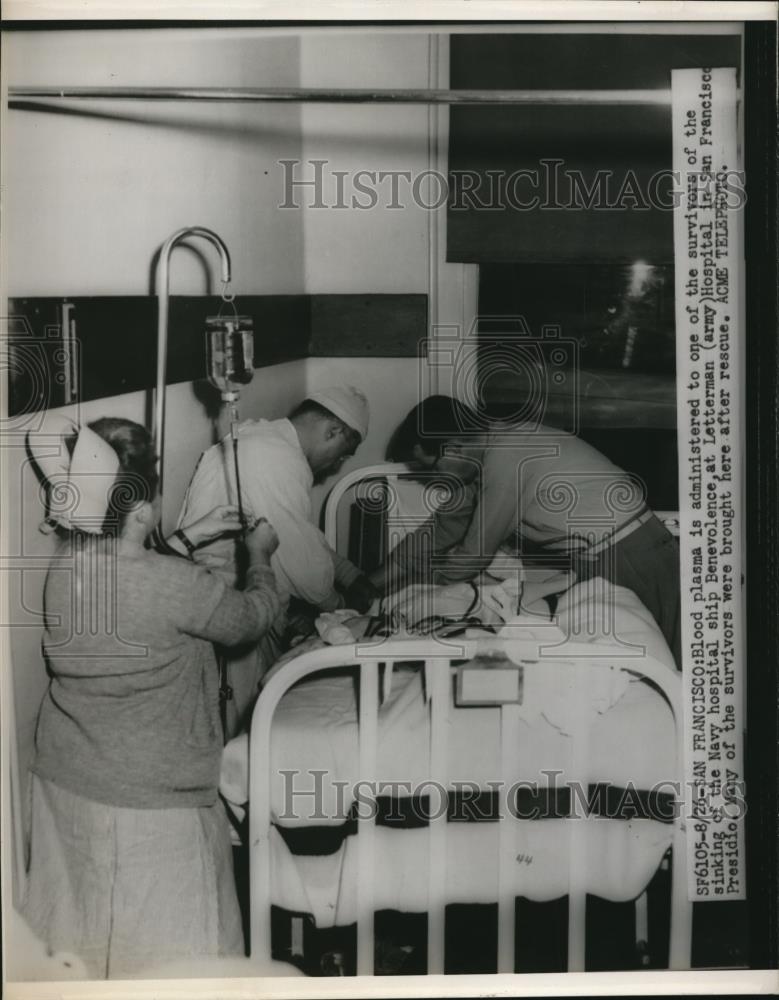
[22,417,281,978]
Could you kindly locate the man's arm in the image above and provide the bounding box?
[329,546,380,613]
[330,547,362,589]
[429,454,518,585]
[176,449,240,581]
[181,435,343,610]
[261,495,342,611]
[368,483,478,595]
[237,440,344,610]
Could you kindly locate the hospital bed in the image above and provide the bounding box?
[324,462,681,564]
[245,464,690,976]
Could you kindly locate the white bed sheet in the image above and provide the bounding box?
[250,578,679,925]
[270,818,674,927]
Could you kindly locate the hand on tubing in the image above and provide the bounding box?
[179,504,244,546]
[244,516,280,563]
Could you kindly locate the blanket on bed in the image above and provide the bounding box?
[222,576,677,934]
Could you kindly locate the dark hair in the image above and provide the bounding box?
[387,395,483,464]
[62,418,158,536]
[288,400,361,453]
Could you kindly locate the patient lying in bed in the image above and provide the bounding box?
[221,564,677,975]
[231,570,677,974]
[221,565,675,805]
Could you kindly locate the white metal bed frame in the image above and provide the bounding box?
[248,463,690,974]
[249,639,691,974]
[324,463,682,549]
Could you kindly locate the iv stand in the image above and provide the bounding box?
[153,225,232,506]
[152,227,240,737]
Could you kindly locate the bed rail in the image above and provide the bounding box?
[324,463,681,550]
[248,637,691,975]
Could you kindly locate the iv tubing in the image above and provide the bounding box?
[229,402,247,534]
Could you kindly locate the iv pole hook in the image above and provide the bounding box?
[153,226,232,500]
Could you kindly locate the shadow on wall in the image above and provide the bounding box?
[7,101,432,155]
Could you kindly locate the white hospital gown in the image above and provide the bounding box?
[178,418,360,735]
[178,417,352,608]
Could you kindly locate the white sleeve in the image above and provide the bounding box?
[241,446,340,610]
[177,450,227,528]
[176,447,239,583]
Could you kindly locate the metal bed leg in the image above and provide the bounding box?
[567,862,588,971]
[249,712,273,968]
[567,678,589,972]
[427,659,449,975]
[635,889,650,966]
[356,661,379,976]
[497,703,522,973]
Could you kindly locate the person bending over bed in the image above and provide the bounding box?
[177,385,380,735]
[368,395,681,668]
[22,417,281,978]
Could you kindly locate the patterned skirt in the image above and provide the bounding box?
[21,774,243,979]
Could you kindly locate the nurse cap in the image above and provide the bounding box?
[28,415,121,533]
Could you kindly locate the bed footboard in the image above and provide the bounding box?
[248,638,690,975]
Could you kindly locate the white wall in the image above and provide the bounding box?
[297,32,478,517]
[298,32,431,294]
[299,34,431,516]
[2,28,478,900]
[3,27,306,296]
[1,28,310,836]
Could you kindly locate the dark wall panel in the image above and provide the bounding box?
[6,293,427,416]
[310,294,427,357]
